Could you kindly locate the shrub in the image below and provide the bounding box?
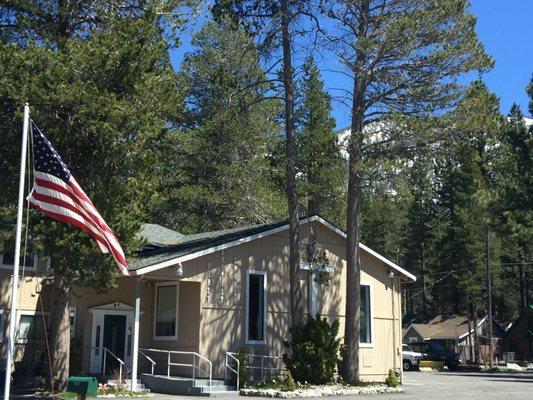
[283,315,341,384]
[385,369,399,388]
[337,344,347,379]
[229,346,249,388]
[281,370,297,391]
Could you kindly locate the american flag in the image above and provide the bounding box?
[27,123,129,276]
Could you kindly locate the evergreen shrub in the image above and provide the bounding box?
[283,315,340,384]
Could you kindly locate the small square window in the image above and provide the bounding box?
[0,241,38,270]
[16,313,50,343]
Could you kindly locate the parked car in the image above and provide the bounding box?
[409,340,460,370]
[402,344,424,371]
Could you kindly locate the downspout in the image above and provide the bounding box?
[389,270,400,381]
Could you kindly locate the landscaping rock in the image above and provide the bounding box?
[240,384,404,398]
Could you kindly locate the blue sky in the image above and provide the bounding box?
[170,0,533,129]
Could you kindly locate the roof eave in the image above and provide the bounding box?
[130,215,416,281]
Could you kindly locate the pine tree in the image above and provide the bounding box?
[433,81,502,316]
[153,18,285,233]
[401,157,437,318]
[297,57,345,225]
[0,5,185,385]
[323,0,493,383]
[491,102,533,314]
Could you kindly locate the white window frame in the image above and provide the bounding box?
[245,269,267,345]
[0,241,38,271]
[153,281,179,340]
[70,307,77,337]
[0,309,4,343]
[359,281,373,348]
[16,310,50,344]
[308,272,319,316]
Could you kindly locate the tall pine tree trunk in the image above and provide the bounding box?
[343,0,369,384]
[50,5,72,388]
[50,275,70,388]
[421,248,428,317]
[468,300,475,362]
[343,165,363,383]
[519,262,526,313]
[280,0,303,328]
[472,308,480,364]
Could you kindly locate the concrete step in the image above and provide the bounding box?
[194,379,231,387]
[140,374,236,396]
[191,386,239,397]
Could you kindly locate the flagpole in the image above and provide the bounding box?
[3,103,30,400]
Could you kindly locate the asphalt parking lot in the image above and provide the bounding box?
[385,371,533,400]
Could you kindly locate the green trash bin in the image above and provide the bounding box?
[66,376,98,400]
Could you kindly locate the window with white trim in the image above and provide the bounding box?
[154,283,178,338]
[360,285,372,344]
[0,241,38,270]
[69,307,77,337]
[16,312,50,343]
[308,272,318,316]
[246,270,266,344]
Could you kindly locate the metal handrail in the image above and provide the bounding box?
[89,346,125,384]
[139,348,212,393]
[139,349,156,375]
[228,352,284,382]
[225,352,240,390]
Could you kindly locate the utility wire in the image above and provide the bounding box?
[414,262,533,278]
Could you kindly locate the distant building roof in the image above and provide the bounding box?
[405,314,488,341]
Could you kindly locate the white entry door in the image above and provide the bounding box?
[89,302,134,374]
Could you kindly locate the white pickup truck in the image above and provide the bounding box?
[402,344,424,371]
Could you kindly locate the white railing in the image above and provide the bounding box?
[139,349,156,375]
[225,352,240,390]
[89,346,125,384]
[139,348,212,392]
[227,352,284,382]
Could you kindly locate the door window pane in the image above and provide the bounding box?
[247,273,265,342]
[155,284,177,337]
[360,285,371,344]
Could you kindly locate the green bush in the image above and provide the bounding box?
[385,369,399,388]
[281,370,297,391]
[230,346,249,388]
[337,344,347,379]
[283,315,341,384]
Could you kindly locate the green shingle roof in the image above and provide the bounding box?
[129,220,289,271]
[138,223,186,247]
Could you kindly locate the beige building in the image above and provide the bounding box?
[0,216,415,393]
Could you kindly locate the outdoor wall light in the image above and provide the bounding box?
[388,269,395,279]
[176,262,184,277]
